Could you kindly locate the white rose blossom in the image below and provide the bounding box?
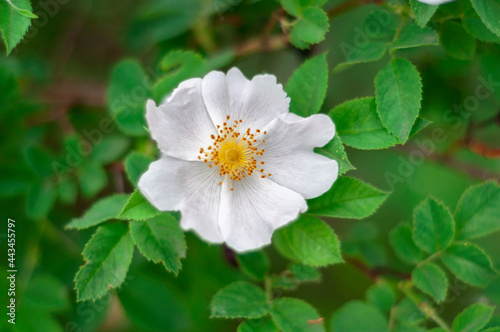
[416,0,454,4]
[138,68,338,252]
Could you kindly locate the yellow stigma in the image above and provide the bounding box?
[224,148,242,163]
[198,115,268,191]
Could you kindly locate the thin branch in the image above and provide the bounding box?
[346,257,411,281]
[468,140,500,159]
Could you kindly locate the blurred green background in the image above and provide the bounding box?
[1,0,499,331]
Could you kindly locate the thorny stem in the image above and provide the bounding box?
[347,257,411,281]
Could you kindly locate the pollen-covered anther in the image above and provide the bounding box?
[198,115,268,191]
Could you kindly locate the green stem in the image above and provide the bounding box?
[420,302,452,332]
[416,251,442,268]
[265,275,273,304]
[19,219,46,294]
[389,17,406,57]
[400,281,451,332]
[388,306,397,331]
[193,17,217,53]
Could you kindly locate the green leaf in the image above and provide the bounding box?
[58,179,78,205]
[374,58,422,143]
[294,7,329,44]
[333,41,387,74]
[237,251,270,281]
[107,59,151,136]
[289,263,321,283]
[469,0,500,37]
[455,181,500,239]
[440,21,476,60]
[16,307,63,332]
[290,27,311,49]
[409,117,432,137]
[366,282,395,313]
[127,0,200,49]
[5,0,37,18]
[280,0,301,17]
[273,215,343,267]
[412,197,454,254]
[409,0,438,28]
[153,50,207,101]
[25,146,56,178]
[363,9,398,41]
[271,264,321,290]
[329,97,399,150]
[75,223,134,302]
[130,214,186,274]
[23,274,69,311]
[77,160,108,198]
[124,151,153,187]
[90,135,130,165]
[463,15,500,43]
[393,297,426,327]
[330,301,388,332]
[412,263,448,303]
[390,223,422,265]
[26,181,58,219]
[485,277,500,304]
[118,190,159,221]
[307,176,390,219]
[66,194,128,230]
[391,24,439,51]
[238,317,279,332]
[0,176,30,198]
[314,135,355,175]
[441,242,497,287]
[117,274,193,331]
[0,0,33,54]
[211,281,270,319]
[271,297,325,332]
[286,53,328,117]
[279,0,328,17]
[452,303,494,332]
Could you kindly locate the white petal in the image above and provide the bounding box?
[416,0,454,4]
[261,113,338,199]
[138,156,223,243]
[145,78,216,161]
[201,68,290,130]
[218,176,307,252]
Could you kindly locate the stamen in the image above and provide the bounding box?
[198,115,269,191]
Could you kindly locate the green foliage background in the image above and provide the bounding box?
[1,0,500,331]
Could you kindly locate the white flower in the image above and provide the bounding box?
[138,68,338,252]
[416,0,454,4]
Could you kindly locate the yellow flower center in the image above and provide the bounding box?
[198,115,270,191]
[225,148,241,163]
